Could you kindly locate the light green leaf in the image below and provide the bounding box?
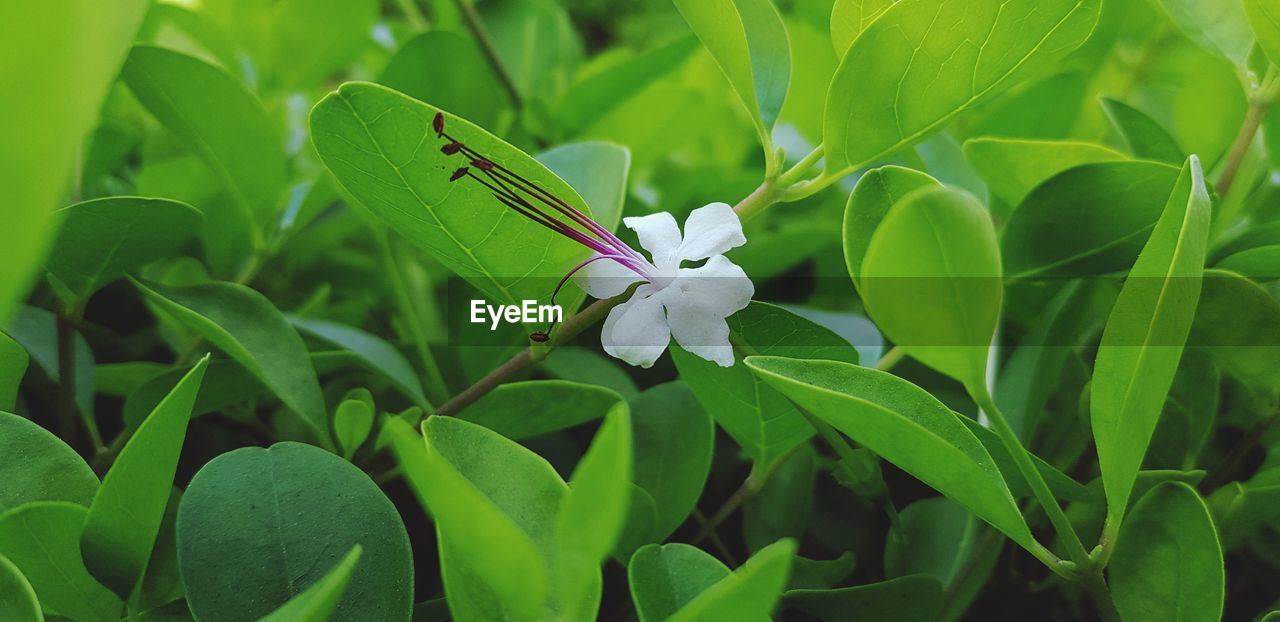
[0,412,98,514]
[1092,156,1212,523]
[288,315,428,409]
[134,280,328,444]
[744,356,1036,552]
[0,502,121,622]
[1099,98,1184,164]
[378,31,509,131]
[0,0,148,322]
[311,82,592,307]
[1157,0,1254,66]
[457,380,624,440]
[0,333,28,411]
[830,0,896,58]
[81,356,207,601]
[824,0,1102,175]
[558,37,699,135]
[961,138,1128,209]
[958,417,1092,503]
[785,574,943,622]
[842,166,939,290]
[257,546,362,622]
[1216,246,1280,281]
[628,543,731,622]
[333,390,374,460]
[1246,0,1280,66]
[665,539,795,622]
[859,186,1001,390]
[481,0,583,102]
[537,142,631,235]
[0,553,43,622]
[1111,482,1224,622]
[177,443,413,622]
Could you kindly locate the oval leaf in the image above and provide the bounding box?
[0,412,98,514]
[843,165,939,289]
[0,553,42,622]
[0,502,121,622]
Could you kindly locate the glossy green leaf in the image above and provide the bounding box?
[671,302,859,470]
[288,315,428,409]
[1111,482,1224,622]
[830,0,895,58]
[744,356,1035,552]
[823,0,1102,174]
[0,412,98,514]
[1157,0,1254,66]
[258,546,362,622]
[1001,161,1180,278]
[1092,157,1212,522]
[558,37,699,135]
[333,391,374,459]
[1099,98,1184,164]
[134,280,327,443]
[842,166,939,290]
[0,502,121,622]
[81,356,207,600]
[378,31,509,131]
[665,539,795,622]
[177,443,413,622]
[0,0,147,322]
[961,138,1127,209]
[1189,270,1280,392]
[1246,0,1280,66]
[457,380,623,440]
[537,142,631,235]
[628,543,731,622]
[0,553,42,622]
[785,574,943,622]
[859,186,1001,390]
[123,46,286,232]
[311,82,592,306]
[1216,246,1280,281]
[0,333,28,412]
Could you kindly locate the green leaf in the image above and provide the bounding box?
[744,445,817,551]
[257,546,363,622]
[80,356,208,601]
[386,417,552,621]
[665,539,795,622]
[457,380,624,440]
[1001,161,1180,278]
[958,417,1092,503]
[123,46,286,236]
[6,305,96,419]
[537,142,631,235]
[122,358,269,430]
[785,575,943,622]
[333,390,374,459]
[540,347,639,399]
[0,553,43,622]
[177,443,413,622]
[288,315,428,409]
[1246,0,1280,66]
[378,31,509,131]
[671,302,859,470]
[0,0,148,321]
[481,0,582,102]
[1110,482,1224,622]
[1189,270,1280,393]
[310,82,592,307]
[555,405,632,621]
[134,280,328,444]
[823,0,1102,175]
[830,0,896,58]
[961,138,1127,209]
[628,544,731,622]
[0,502,121,622]
[558,37,699,135]
[214,0,377,91]
[1092,156,1212,523]
[1099,98,1184,164]
[859,186,1001,390]
[45,198,203,308]
[1216,246,1280,281]
[842,166,939,290]
[1157,0,1254,66]
[0,412,98,514]
[744,356,1036,552]
[672,0,791,153]
[0,333,28,412]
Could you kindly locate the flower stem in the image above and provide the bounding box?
[452,0,523,111]
[1217,65,1278,199]
[874,345,905,371]
[1081,569,1124,622]
[777,145,825,187]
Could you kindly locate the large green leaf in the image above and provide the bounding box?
[1092,157,1212,523]
[177,443,413,622]
[378,31,509,131]
[830,0,896,58]
[1157,0,1254,66]
[80,356,207,600]
[134,280,327,443]
[0,412,98,514]
[744,356,1036,552]
[842,166,939,290]
[671,302,859,470]
[288,315,428,409]
[1110,482,1224,622]
[961,138,1127,209]
[310,82,593,306]
[823,0,1102,175]
[0,553,42,622]
[1247,0,1280,66]
[45,197,202,308]
[785,575,943,622]
[536,142,631,235]
[0,0,148,322]
[457,380,624,440]
[258,546,362,622]
[0,502,121,622]
[859,185,1001,390]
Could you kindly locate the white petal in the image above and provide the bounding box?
[574,255,645,299]
[676,202,746,262]
[624,211,682,270]
[673,255,755,318]
[601,285,671,368]
[665,299,735,367]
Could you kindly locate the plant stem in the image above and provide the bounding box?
[452,0,523,111]
[376,229,448,407]
[395,0,428,30]
[777,145,825,187]
[1217,102,1268,198]
[56,305,103,452]
[690,477,757,545]
[1081,569,1124,622]
[971,385,1090,567]
[692,508,739,566]
[731,180,779,221]
[874,345,905,371]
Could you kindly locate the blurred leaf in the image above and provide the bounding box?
[457,380,623,440]
[258,546,362,622]
[1156,0,1253,66]
[6,305,95,417]
[45,197,202,308]
[481,0,583,102]
[744,357,1036,553]
[1189,270,1280,393]
[1216,246,1280,281]
[0,553,42,622]
[227,0,378,90]
[843,166,939,290]
[559,37,699,135]
[81,357,207,600]
[0,502,122,622]
[787,553,857,591]
[379,31,509,131]
[134,280,328,444]
[1111,482,1224,622]
[628,543,731,622]
[177,443,413,621]
[745,445,817,551]
[538,142,631,235]
[823,0,1102,174]
[1092,157,1211,523]
[289,315,428,409]
[1247,0,1280,66]
[333,389,374,459]
[0,412,98,514]
[962,138,1127,209]
[829,0,895,58]
[665,539,795,622]
[785,574,943,622]
[1099,98,1184,164]
[0,333,28,411]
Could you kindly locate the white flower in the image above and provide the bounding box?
[576,202,754,368]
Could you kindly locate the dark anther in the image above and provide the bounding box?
[432,112,444,137]
[472,158,494,171]
[529,331,550,343]
[449,167,469,182]
[441,142,463,155]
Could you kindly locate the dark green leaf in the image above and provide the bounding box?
[0,412,98,514]
[258,546,363,622]
[785,574,943,622]
[457,380,624,440]
[1100,98,1184,164]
